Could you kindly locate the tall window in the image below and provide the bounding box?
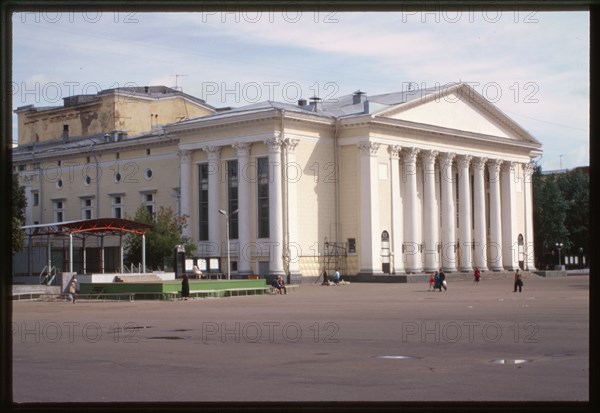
[140,192,155,216]
[198,163,209,241]
[471,174,475,230]
[112,195,123,219]
[257,157,269,238]
[81,197,93,220]
[54,200,64,222]
[227,160,239,239]
[455,172,460,228]
[485,169,490,231]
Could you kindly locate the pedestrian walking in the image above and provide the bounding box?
[439,269,447,291]
[181,273,190,300]
[429,272,436,291]
[513,269,523,293]
[68,279,78,303]
[474,267,481,284]
[433,271,441,291]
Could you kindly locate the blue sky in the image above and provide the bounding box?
[12,10,589,171]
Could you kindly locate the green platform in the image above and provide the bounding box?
[79,279,267,300]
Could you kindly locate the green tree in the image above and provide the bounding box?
[533,165,570,268]
[12,173,27,253]
[124,206,196,270]
[556,170,589,257]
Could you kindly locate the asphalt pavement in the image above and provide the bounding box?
[11,274,589,403]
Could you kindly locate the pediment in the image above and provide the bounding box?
[375,84,540,144]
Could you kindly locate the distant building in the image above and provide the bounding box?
[542,165,589,176]
[13,83,542,281]
[14,85,215,146]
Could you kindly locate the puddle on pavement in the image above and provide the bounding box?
[107,325,154,333]
[490,359,531,365]
[147,336,190,340]
[546,352,576,358]
[372,355,422,360]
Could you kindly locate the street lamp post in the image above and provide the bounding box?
[555,242,564,270]
[219,208,239,280]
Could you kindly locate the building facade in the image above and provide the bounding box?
[14,83,542,281]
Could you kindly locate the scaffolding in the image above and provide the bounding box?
[317,239,347,283]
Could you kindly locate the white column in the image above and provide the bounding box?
[488,159,503,271]
[265,137,285,276]
[178,149,193,239]
[203,146,222,257]
[388,145,404,274]
[472,157,488,271]
[523,162,537,271]
[402,147,421,273]
[285,138,301,277]
[233,142,252,275]
[439,152,457,272]
[422,149,439,272]
[501,161,518,271]
[69,233,73,273]
[119,236,123,274]
[457,155,473,272]
[358,141,381,275]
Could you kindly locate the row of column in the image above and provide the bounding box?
[179,136,299,277]
[360,142,535,274]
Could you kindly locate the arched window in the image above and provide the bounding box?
[381,231,390,274]
[518,234,524,270]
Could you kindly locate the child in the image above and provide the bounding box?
[474,267,481,284]
[429,272,435,291]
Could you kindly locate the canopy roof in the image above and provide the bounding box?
[23,218,152,238]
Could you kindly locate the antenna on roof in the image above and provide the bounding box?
[170,74,188,91]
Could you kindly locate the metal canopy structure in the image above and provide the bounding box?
[23,218,152,237]
[22,218,153,277]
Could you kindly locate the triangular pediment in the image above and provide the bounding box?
[375,83,539,144]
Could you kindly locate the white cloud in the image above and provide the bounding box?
[11,11,589,169]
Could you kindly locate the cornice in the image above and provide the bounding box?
[12,135,179,163]
[166,108,334,136]
[16,99,103,117]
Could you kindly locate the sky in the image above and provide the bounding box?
[11,9,589,171]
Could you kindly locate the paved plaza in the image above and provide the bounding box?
[11,274,589,403]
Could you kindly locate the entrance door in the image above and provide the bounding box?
[381,231,390,274]
[518,234,524,270]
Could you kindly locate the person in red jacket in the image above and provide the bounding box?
[474,267,481,284]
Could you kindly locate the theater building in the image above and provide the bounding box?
[13,83,541,281]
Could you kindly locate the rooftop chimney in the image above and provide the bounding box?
[309,96,322,112]
[298,98,307,107]
[353,90,366,105]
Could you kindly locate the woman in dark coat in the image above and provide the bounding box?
[181,273,190,300]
